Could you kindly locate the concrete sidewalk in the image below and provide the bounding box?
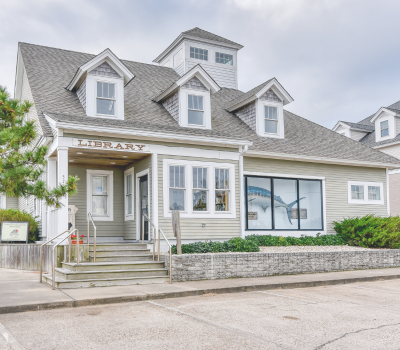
[1,267,400,315]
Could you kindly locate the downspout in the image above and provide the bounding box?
[386,167,390,216]
[239,145,248,238]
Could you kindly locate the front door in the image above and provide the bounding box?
[139,174,149,241]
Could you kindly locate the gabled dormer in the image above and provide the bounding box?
[332,121,373,141]
[370,107,400,143]
[226,78,293,139]
[153,65,220,130]
[153,28,243,89]
[66,48,134,120]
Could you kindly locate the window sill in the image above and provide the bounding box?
[164,211,236,219]
[348,200,384,205]
[91,216,113,221]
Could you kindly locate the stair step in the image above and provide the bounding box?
[90,249,150,257]
[42,274,169,289]
[90,255,154,262]
[55,268,168,280]
[89,244,148,250]
[62,261,165,271]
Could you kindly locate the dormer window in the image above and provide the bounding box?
[215,52,233,65]
[190,47,208,61]
[264,106,278,134]
[380,120,389,137]
[96,82,116,116]
[188,95,204,125]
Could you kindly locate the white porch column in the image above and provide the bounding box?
[57,146,69,241]
[46,158,57,239]
[151,153,158,230]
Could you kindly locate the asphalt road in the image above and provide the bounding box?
[1,279,400,350]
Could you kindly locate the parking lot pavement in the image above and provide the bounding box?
[1,279,400,350]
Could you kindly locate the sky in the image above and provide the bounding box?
[1,0,400,129]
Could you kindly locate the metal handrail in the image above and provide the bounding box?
[142,213,157,261]
[52,229,78,290]
[87,213,97,262]
[159,229,172,284]
[39,229,70,283]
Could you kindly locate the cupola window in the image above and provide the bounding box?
[97,82,116,116]
[215,52,233,65]
[190,47,208,61]
[380,120,389,137]
[264,106,278,134]
[188,95,204,125]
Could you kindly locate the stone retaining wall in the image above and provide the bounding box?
[164,250,400,282]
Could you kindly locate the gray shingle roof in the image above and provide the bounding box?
[19,42,400,166]
[182,27,243,48]
[339,121,375,131]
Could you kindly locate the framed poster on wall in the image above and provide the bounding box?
[0,221,29,243]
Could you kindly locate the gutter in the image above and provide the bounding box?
[245,150,400,169]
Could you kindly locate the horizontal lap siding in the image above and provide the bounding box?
[244,157,388,234]
[6,196,19,209]
[187,62,236,89]
[158,155,240,240]
[69,166,125,238]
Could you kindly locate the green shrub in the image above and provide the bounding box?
[0,209,39,243]
[333,215,400,249]
[245,233,346,246]
[171,237,259,254]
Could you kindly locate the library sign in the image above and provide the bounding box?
[72,138,150,153]
[1,222,29,243]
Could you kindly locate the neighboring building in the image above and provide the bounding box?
[11,27,400,244]
[333,100,400,215]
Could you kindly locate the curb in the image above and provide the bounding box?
[1,273,400,315]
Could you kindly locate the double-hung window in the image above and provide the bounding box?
[87,170,114,221]
[265,106,278,134]
[190,47,208,61]
[380,120,389,137]
[97,82,116,116]
[348,181,383,204]
[188,95,204,125]
[169,166,185,210]
[124,168,134,220]
[193,167,208,211]
[215,52,233,65]
[215,169,229,211]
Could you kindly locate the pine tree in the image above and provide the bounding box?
[0,85,78,208]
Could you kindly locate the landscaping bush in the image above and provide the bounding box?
[333,215,400,249]
[171,237,259,254]
[245,233,346,246]
[0,209,39,243]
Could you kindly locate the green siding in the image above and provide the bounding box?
[158,155,240,240]
[244,157,388,234]
[68,166,125,238]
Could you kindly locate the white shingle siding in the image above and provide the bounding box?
[88,61,121,78]
[235,102,256,131]
[187,61,236,89]
[260,89,281,102]
[182,76,208,91]
[77,79,86,111]
[162,92,179,122]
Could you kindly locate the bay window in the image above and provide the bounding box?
[245,176,323,231]
[169,165,185,210]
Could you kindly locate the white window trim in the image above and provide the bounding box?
[189,46,209,62]
[348,181,384,205]
[187,94,205,127]
[0,194,6,209]
[256,100,284,139]
[87,169,114,221]
[215,52,234,66]
[34,197,41,217]
[375,114,395,142]
[96,80,117,118]
[124,167,134,221]
[179,89,211,129]
[136,168,151,239]
[163,159,236,219]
